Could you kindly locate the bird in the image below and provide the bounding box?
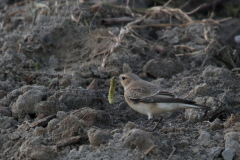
[118,73,211,131]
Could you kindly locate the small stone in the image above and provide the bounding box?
[79,144,91,153]
[56,111,68,120]
[224,132,240,152]
[194,83,207,96]
[110,129,121,135]
[179,140,190,147]
[197,131,211,147]
[122,63,132,73]
[122,129,154,150]
[209,118,222,130]
[34,127,46,136]
[202,65,232,80]
[192,147,199,154]
[234,35,240,44]
[207,147,222,159]
[124,122,137,130]
[68,148,80,159]
[87,128,110,146]
[47,118,60,133]
[0,90,7,99]
[222,148,235,160]
[143,59,183,78]
[169,155,182,160]
[87,79,99,90]
[139,73,148,79]
[113,133,122,140]
[9,133,20,140]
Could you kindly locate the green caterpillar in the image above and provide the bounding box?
[108,77,116,104]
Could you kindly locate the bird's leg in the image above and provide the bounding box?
[148,117,163,132]
[139,118,154,128]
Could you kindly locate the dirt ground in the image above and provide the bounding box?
[0,0,240,160]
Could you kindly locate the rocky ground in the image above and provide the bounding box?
[0,0,240,160]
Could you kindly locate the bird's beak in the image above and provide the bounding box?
[113,76,119,80]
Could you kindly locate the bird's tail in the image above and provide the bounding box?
[184,104,212,110]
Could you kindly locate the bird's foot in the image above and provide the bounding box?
[139,118,163,132]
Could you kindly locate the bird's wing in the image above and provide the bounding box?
[131,96,196,104]
[125,81,175,100]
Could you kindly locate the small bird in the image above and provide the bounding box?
[119,73,211,131]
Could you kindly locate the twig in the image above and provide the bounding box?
[100,17,144,68]
[179,0,190,9]
[174,45,195,51]
[17,44,22,54]
[201,54,209,68]
[231,68,240,72]
[183,88,195,99]
[176,50,204,57]
[56,136,82,149]
[29,114,56,128]
[167,147,176,160]
[187,3,206,15]
[144,145,157,155]
[164,0,173,7]
[218,17,232,23]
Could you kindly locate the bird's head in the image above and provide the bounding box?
[119,73,140,89]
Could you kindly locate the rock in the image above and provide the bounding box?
[47,118,60,133]
[194,83,207,96]
[52,115,83,141]
[87,79,99,90]
[207,147,222,159]
[122,129,154,150]
[34,96,68,117]
[59,76,71,88]
[131,40,146,55]
[143,59,183,78]
[19,137,58,160]
[0,90,7,99]
[0,81,13,92]
[70,107,111,127]
[11,86,47,119]
[169,155,182,160]
[68,148,81,159]
[79,144,91,153]
[122,63,132,73]
[185,96,219,121]
[25,59,35,69]
[0,116,18,129]
[56,111,68,120]
[34,127,46,136]
[56,136,82,149]
[179,140,190,147]
[55,88,107,110]
[8,132,20,140]
[124,122,137,130]
[209,118,223,130]
[202,65,232,80]
[0,107,11,117]
[224,132,240,155]
[87,128,110,146]
[222,148,235,160]
[197,131,211,147]
[192,147,200,154]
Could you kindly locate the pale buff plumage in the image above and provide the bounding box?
[119,73,211,120]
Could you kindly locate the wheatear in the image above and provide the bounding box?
[119,73,211,130]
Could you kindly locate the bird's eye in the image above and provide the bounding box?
[122,76,126,80]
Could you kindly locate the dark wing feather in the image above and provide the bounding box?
[157,91,175,98]
[131,96,196,104]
